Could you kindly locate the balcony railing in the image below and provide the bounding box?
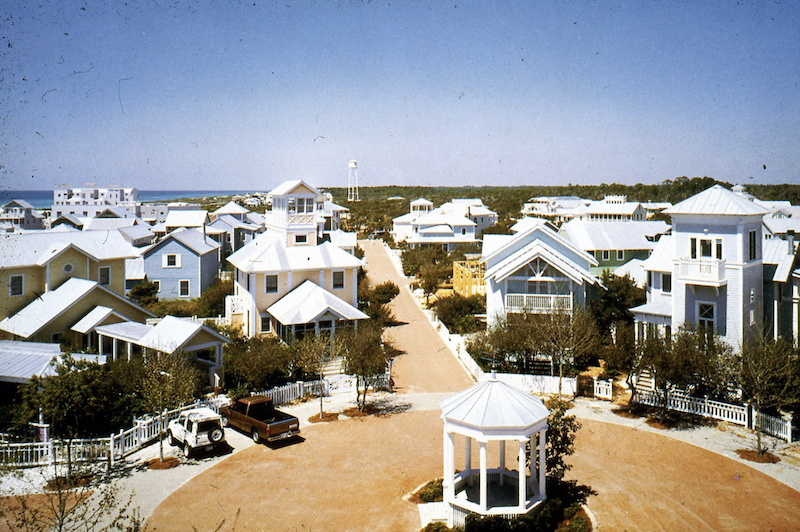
[287,214,316,224]
[676,258,727,286]
[505,294,572,314]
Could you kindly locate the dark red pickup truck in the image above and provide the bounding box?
[219,395,300,444]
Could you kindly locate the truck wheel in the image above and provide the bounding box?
[251,429,261,444]
[168,430,177,446]
[183,444,192,459]
[210,428,223,443]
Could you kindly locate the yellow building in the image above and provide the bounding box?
[453,260,486,297]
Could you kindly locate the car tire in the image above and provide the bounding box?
[168,430,177,446]
[251,428,261,444]
[209,428,223,443]
[183,443,192,459]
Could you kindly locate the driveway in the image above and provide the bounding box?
[142,241,800,531]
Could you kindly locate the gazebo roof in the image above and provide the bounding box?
[440,376,549,436]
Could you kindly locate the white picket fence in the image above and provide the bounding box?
[0,395,232,468]
[253,379,329,405]
[593,378,613,400]
[422,306,577,396]
[633,388,793,442]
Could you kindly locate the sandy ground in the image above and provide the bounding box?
[126,241,800,531]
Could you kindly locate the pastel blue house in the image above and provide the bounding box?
[143,228,221,300]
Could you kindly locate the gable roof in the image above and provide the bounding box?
[267,280,368,325]
[2,199,35,210]
[228,232,363,273]
[0,341,106,383]
[164,210,209,229]
[0,278,152,338]
[95,316,228,353]
[212,201,249,216]
[71,305,128,334]
[0,230,139,269]
[762,238,798,283]
[560,220,670,251]
[268,180,323,198]
[640,235,673,272]
[144,228,220,257]
[664,185,768,217]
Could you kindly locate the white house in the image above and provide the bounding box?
[481,219,599,326]
[0,200,45,230]
[392,198,497,250]
[225,180,367,340]
[52,185,141,219]
[631,185,800,348]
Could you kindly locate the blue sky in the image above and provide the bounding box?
[2,1,798,191]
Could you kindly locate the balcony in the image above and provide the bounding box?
[676,258,727,287]
[505,294,572,314]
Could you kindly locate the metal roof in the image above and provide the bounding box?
[212,201,249,215]
[71,305,127,334]
[227,232,363,273]
[664,185,768,217]
[267,280,368,325]
[440,376,548,433]
[0,341,106,383]
[0,229,140,268]
[560,220,670,251]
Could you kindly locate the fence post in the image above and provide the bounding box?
[48,439,54,466]
[109,433,115,469]
[298,381,305,398]
[786,412,793,443]
[119,428,125,457]
[746,402,753,430]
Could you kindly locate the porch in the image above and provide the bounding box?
[505,293,572,313]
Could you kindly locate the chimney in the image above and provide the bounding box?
[788,230,795,255]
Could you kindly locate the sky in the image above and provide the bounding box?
[1,1,798,191]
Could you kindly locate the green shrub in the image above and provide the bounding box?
[433,294,485,335]
[418,478,443,503]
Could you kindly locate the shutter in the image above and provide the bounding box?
[175,254,182,268]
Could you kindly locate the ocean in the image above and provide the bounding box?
[0,190,258,210]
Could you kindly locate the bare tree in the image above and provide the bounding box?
[0,460,141,532]
[295,334,334,419]
[740,336,799,456]
[139,351,201,462]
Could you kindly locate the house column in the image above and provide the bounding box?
[498,440,505,486]
[518,439,527,510]
[45,264,50,292]
[538,430,546,497]
[98,334,104,356]
[214,345,222,373]
[479,440,488,512]
[465,437,472,486]
[127,342,132,362]
[112,338,118,361]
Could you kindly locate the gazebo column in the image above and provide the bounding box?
[465,437,473,486]
[538,429,547,497]
[479,440,488,512]
[529,434,536,495]
[498,440,505,486]
[443,428,455,503]
[518,439,527,509]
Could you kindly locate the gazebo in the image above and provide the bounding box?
[439,374,549,527]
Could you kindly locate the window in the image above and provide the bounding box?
[166,254,178,267]
[265,274,278,293]
[295,234,307,244]
[63,263,73,273]
[260,315,272,333]
[617,250,624,261]
[153,280,161,292]
[461,228,466,235]
[662,273,671,293]
[179,280,190,297]
[691,238,697,259]
[698,303,715,339]
[647,271,652,289]
[700,239,712,258]
[749,230,757,261]
[333,271,345,289]
[602,250,610,261]
[716,239,723,259]
[8,274,23,296]
[99,267,110,286]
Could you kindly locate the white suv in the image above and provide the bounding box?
[167,407,226,458]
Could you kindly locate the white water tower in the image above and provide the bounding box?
[347,160,361,202]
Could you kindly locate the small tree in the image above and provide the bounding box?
[139,351,201,462]
[0,460,142,532]
[528,397,581,484]
[740,336,799,456]
[224,335,294,392]
[127,279,158,308]
[295,334,334,419]
[336,322,394,410]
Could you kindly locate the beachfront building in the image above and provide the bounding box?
[52,185,141,219]
[579,195,646,222]
[632,185,800,348]
[0,200,45,231]
[481,219,599,326]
